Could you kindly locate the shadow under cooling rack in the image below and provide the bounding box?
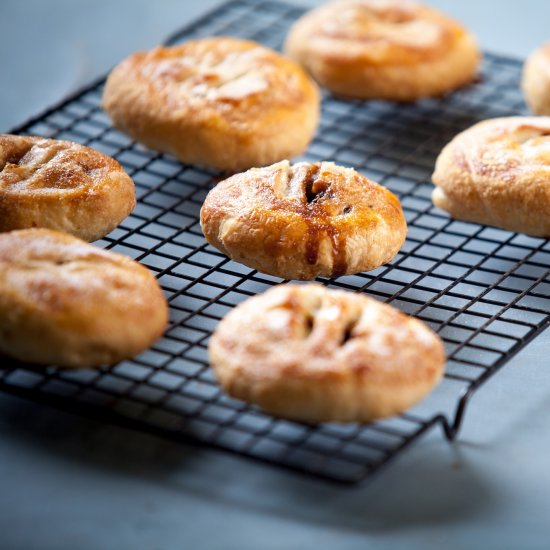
[1,0,549,484]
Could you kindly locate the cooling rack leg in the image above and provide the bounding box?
[438,387,475,441]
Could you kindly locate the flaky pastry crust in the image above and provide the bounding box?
[209,284,445,423]
[200,160,407,280]
[0,229,168,368]
[522,43,550,115]
[102,37,320,171]
[432,117,550,237]
[0,135,135,241]
[285,0,480,101]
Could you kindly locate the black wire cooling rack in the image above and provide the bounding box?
[1,0,549,484]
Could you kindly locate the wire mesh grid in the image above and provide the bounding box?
[1,0,549,484]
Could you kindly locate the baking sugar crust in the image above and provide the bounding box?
[209,284,445,423]
[0,229,168,368]
[522,42,550,115]
[432,117,550,237]
[200,160,407,280]
[103,37,320,171]
[0,135,136,241]
[285,0,480,101]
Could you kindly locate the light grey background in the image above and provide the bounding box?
[1,1,550,549]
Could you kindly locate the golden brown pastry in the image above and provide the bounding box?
[522,42,550,115]
[432,117,550,237]
[200,160,407,280]
[209,284,445,423]
[0,229,168,368]
[102,37,320,172]
[284,0,481,101]
[0,135,135,242]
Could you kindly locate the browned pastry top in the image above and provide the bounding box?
[0,134,136,241]
[0,134,122,195]
[111,37,316,125]
[447,117,550,181]
[287,0,468,65]
[0,229,152,312]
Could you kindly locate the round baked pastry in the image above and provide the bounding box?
[209,284,445,423]
[200,160,407,280]
[0,229,168,368]
[432,117,550,237]
[0,135,135,242]
[522,42,550,115]
[284,0,480,101]
[102,37,320,172]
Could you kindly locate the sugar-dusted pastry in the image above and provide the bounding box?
[209,284,445,423]
[0,229,168,368]
[200,160,407,280]
[522,42,550,115]
[285,0,480,101]
[0,135,135,241]
[102,37,320,172]
[432,117,550,237]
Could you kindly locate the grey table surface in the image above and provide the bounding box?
[1,1,550,549]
